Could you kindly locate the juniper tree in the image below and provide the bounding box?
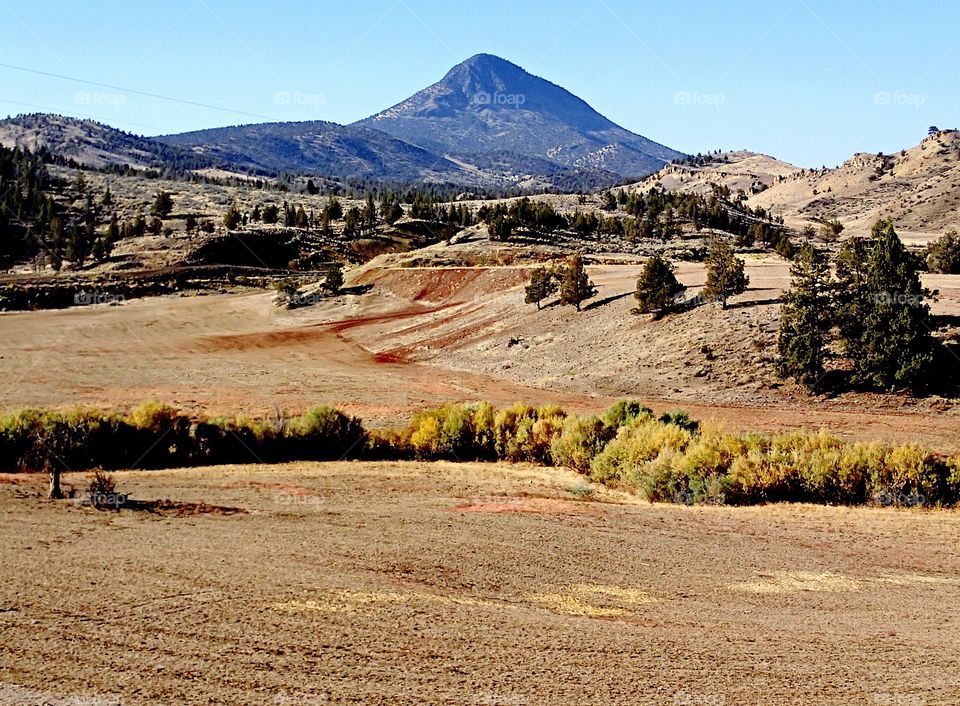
[834,236,870,362]
[926,230,960,274]
[776,243,833,391]
[524,266,559,310]
[323,264,344,294]
[635,254,685,316]
[702,237,749,308]
[853,221,935,390]
[150,190,174,219]
[559,253,597,311]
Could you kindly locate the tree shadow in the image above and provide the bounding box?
[583,291,633,311]
[725,297,781,310]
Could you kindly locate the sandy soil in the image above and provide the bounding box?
[1,462,959,705]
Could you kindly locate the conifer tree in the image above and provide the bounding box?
[776,243,833,390]
[524,266,559,310]
[853,221,935,389]
[559,253,597,311]
[702,237,749,308]
[635,254,685,315]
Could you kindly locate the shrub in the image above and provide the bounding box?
[550,415,612,473]
[86,470,125,510]
[658,409,700,432]
[602,400,653,429]
[589,419,693,488]
[284,406,365,461]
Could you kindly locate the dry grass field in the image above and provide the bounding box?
[1,461,959,705]
[1,257,957,447]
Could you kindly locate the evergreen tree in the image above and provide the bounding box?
[323,264,344,294]
[325,195,343,220]
[343,207,361,238]
[524,266,559,310]
[702,237,749,308]
[151,190,174,219]
[852,221,935,389]
[834,236,870,362]
[559,253,597,311]
[223,204,242,230]
[926,230,960,274]
[776,243,833,390]
[362,193,377,233]
[635,254,685,315]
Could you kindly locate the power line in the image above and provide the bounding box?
[0,97,164,131]
[0,61,281,123]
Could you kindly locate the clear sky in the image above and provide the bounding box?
[0,0,956,167]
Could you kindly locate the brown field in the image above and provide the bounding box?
[1,461,959,705]
[0,257,957,448]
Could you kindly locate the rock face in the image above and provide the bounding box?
[356,53,683,180]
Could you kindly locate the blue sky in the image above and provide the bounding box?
[0,0,956,167]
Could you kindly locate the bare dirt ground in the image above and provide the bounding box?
[0,256,957,449]
[0,259,960,450]
[1,462,959,705]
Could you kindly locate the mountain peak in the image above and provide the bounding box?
[356,56,682,179]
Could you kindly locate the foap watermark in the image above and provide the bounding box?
[274,691,329,705]
[273,90,325,107]
[74,91,126,107]
[74,491,128,510]
[674,91,726,108]
[274,492,325,510]
[872,693,926,705]
[472,91,526,107]
[873,91,926,108]
[874,491,926,508]
[873,291,925,307]
[673,691,726,706]
[74,290,125,306]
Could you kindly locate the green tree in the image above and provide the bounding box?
[702,237,749,308]
[776,243,833,391]
[325,195,343,220]
[223,204,242,230]
[852,221,935,390]
[343,207,361,238]
[323,264,344,294]
[362,193,377,233]
[524,266,560,310]
[151,190,174,219]
[559,253,597,311]
[926,230,960,274]
[635,254,685,315]
[834,236,870,362]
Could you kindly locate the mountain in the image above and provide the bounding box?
[156,121,469,182]
[356,53,683,179]
[0,55,684,189]
[0,113,218,172]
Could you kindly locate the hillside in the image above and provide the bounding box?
[0,113,218,172]
[156,120,471,183]
[357,54,683,181]
[748,130,960,239]
[631,150,801,197]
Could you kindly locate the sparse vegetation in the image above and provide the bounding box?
[702,237,749,308]
[8,400,958,509]
[635,254,685,316]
